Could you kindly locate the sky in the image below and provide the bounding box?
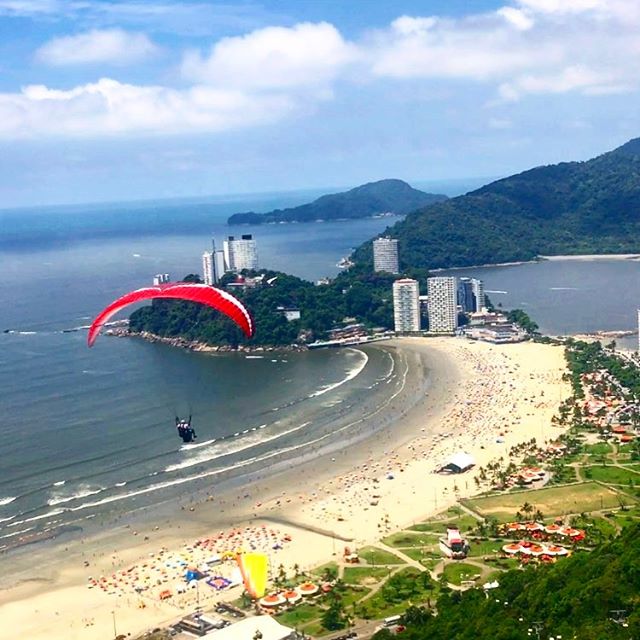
[0,0,639,207]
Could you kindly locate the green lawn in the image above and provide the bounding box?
[310,562,339,579]
[381,531,434,547]
[584,442,613,455]
[409,514,479,533]
[464,482,627,520]
[466,538,504,557]
[399,546,440,562]
[343,566,390,585]
[583,465,640,485]
[441,562,482,586]
[357,567,434,619]
[276,603,324,627]
[358,546,405,565]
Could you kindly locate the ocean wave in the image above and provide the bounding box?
[53,480,65,486]
[308,349,368,398]
[165,421,311,472]
[486,290,508,294]
[7,508,66,527]
[0,527,35,540]
[48,487,104,506]
[550,287,579,291]
[0,515,15,523]
[0,497,16,506]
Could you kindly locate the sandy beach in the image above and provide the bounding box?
[0,337,570,640]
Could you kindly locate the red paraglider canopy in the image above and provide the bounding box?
[87,282,254,347]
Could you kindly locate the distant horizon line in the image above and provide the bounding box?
[0,175,498,214]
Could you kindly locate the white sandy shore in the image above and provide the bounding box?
[0,338,570,640]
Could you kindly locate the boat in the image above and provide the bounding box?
[439,527,469,559]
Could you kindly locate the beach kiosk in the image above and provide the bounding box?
[439,452,475,474]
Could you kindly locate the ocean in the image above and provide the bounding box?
[0,193,410,552]
[1,191,639,552]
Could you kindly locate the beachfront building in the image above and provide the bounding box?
[472,278,485,311]
[223,234,258,273]
[373,237,399,274]
[458,277,485,312]
[427,276,458,333]
[393,278,421,333]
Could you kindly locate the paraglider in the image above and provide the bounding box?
[176,415,196,443]
[87,282,254,444]
[236,552,268,599]
[87,282,254,347]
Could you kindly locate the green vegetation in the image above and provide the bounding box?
[227,179,446,224]
[343,566,391,585]
[378,523,640,640]
[355,138,640,270]
[584,465,640,485]
[381,532,433,547]
[441,562,481,586]
[465,482,627,521]
[358,546,405,565]
[276,603,323,627]
[358,568,435,620]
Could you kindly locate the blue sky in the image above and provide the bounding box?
[0,0,638,207]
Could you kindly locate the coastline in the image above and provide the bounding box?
[0,337,571,640]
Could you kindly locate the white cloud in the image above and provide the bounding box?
[181,22,355,91]
[368,2,640,99]
[0,78,295,138]
[36,29,158,65]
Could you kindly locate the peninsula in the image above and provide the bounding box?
[227,179,447,225]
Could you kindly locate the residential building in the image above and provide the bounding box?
[223,234,258,273]
[471,278,485,311]
[373,237,399,274]
[202,251,214,286]
[427,276,458,333]
[152,273,170,286]
[458,277,485,312]
[393,278,421,333]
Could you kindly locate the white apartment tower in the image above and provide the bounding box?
[427,277,458,333]
[202,251,214,286]
[373,237,399,274]
[393,278,421,333]
[223,234,258,273]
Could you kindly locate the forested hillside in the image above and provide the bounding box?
[227,179,446,225]
[355,138,640,269]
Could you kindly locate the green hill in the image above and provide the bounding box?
[227,179,447,225]
[388,522,640,640]
[354,139,640,270]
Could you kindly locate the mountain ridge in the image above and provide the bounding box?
[352,137,640,270]
[227,179,448,225]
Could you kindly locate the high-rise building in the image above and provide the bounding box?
[393,278,421,333]
[373,237,399,274]
[427,276,458,333]
[202,251,214,286]
[152,273,170,286]
[223,234,258,273]
[471,278,485,311]
[458,277,485,312]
